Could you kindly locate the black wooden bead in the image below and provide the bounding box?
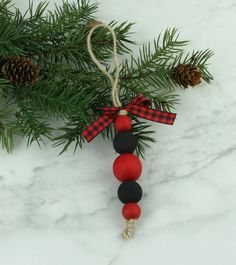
[113,131,137,154]
[118,181,142,204]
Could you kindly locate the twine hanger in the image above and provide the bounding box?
[87,21,123,108]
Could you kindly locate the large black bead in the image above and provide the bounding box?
[118,181,142,204]
[113,131,137,154]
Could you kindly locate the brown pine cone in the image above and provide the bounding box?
[174,64,202,88]
[2,56,39,87]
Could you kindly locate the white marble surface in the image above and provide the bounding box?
[1,0,236,264]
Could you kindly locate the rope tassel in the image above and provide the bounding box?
[122,219,136,239]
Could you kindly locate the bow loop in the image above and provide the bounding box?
[130,94,150,107]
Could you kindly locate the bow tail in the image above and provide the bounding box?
[82,115,114,142]
[127,105,176,125]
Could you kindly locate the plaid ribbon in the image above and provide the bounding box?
[82,94,177,142]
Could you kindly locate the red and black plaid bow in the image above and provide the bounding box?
[82,94,176,142]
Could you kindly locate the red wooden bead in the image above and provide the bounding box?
[114,115,132,131]
[122,203,141,220]
[113,153,142,182]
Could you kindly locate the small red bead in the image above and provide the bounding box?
[113,153,142,182]
[114,115,132,132]
[122,203,141,220]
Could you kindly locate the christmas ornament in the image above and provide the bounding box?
[83,23,177,239]
[1,56,39,87]
[174,63,202,88]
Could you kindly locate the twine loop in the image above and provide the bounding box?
[87,22,122,108]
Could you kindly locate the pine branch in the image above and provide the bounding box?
[132,120,156,158]
[15,103,53,146]
[0,0,213,155]
[53,119,86,154]
[120,28,213,94]
[0,0,13,16]
[120,28,189,91]
[0,99,16,152]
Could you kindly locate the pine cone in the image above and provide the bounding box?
[2,56,39,86]
[174,64,202,88]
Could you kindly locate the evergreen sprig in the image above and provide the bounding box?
[0,0,213,156]
[0,103,15,152]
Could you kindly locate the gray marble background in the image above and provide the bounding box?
[0,0,235,264]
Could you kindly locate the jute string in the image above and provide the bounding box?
[87,22,122,108]
[87,22,136,238]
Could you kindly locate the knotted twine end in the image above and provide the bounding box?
[121,218,136,239]
[118,109,128,116]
